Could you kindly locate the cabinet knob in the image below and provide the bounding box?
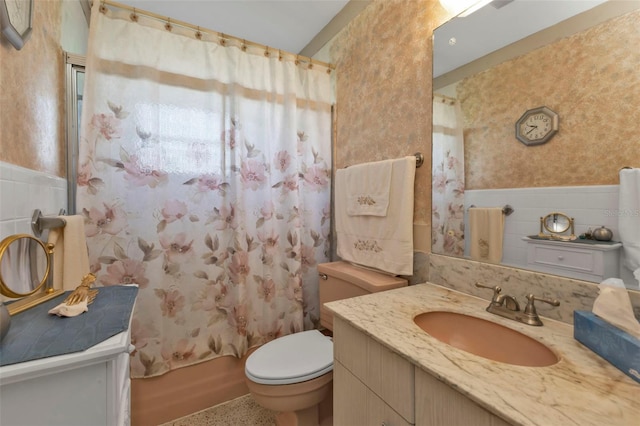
[557,255,564,261]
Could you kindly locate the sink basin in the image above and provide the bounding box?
[414,311,559,367]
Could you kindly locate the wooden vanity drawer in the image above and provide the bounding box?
[334,316,415,423]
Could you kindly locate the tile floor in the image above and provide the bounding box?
[160,394,277,426]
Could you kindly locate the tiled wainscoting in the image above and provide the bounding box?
[465,185,620,268]
[0,161,67,240]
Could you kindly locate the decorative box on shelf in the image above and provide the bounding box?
[573,310,640,384]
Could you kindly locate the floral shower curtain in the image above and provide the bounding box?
[432,95,465,256]
[77,5,332,378]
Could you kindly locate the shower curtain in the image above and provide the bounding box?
[432,96,465,256]
[77,4,332,378]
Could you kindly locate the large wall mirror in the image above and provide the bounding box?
[432,0,640,289]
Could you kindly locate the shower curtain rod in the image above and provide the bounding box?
[98,0,335,72]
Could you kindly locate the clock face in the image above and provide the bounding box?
[520,113,552,141]
[515,107,559,146]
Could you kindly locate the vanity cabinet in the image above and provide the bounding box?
[333,316,415,425]
[333,316,516,426]
[415,368,511,426]
[524,238,621,282]
[0,327,133,426]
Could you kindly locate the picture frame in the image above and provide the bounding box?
[0,0,34,50]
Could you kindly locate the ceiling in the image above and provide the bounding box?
[433,0,607,78]
[116,0,368,56]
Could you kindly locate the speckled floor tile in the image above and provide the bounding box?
[161,394,277,426]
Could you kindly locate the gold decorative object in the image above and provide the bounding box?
[64,273,98,306]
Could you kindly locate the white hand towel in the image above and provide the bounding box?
[618,168,640,280]
[335,156,415,275]
[47,215,91,291]
[344,159,393,216]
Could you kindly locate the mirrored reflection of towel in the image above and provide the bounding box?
[335,156,415,275]
[469,207,504,264]
[47,215,91,291]
[345,159,393,216]
[619,168,640,281]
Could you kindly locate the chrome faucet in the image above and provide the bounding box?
[474,283,559,326]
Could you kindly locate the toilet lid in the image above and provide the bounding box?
[245,330,333,385]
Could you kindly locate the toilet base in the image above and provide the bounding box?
[275,406,317,426]
[246,372,333,426]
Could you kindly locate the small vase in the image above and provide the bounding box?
[0,301,10,342]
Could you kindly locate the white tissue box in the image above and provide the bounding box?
[574,310,640,384]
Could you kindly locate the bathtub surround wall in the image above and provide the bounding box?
[0,161,67,243]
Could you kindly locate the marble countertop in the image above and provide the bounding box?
[325,283,640,426]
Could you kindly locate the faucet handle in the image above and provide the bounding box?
[523,294,560,326]
[475,282,502,302]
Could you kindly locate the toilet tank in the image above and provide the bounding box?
[318,261,408,331]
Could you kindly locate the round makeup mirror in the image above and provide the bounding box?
[538,212,575,240]
[0,234,60,315]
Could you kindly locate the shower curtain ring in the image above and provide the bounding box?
[130,7,138,22]
[165,18,173,32]
[195,26,203,40]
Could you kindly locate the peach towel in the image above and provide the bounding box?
[469,207,504,264]
[47,215,91,291]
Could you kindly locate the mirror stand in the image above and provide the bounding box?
[6,289,64,316]
[537,213,576,241]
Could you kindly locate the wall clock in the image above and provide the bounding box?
[0,0,33,50]
[515,106,559,146]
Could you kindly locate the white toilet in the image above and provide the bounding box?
[245,261,408,426]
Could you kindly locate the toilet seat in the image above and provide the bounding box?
[245,330,333,385]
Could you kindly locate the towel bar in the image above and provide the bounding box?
[344,152,424,169]
[468,204,514,216]
[31,209,67,237]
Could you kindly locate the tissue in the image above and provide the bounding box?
[592,278,640,339]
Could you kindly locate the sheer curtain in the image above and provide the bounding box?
[432,96,465,256]
[77,4,332,378]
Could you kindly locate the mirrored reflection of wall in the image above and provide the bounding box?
[458,8,640,190]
